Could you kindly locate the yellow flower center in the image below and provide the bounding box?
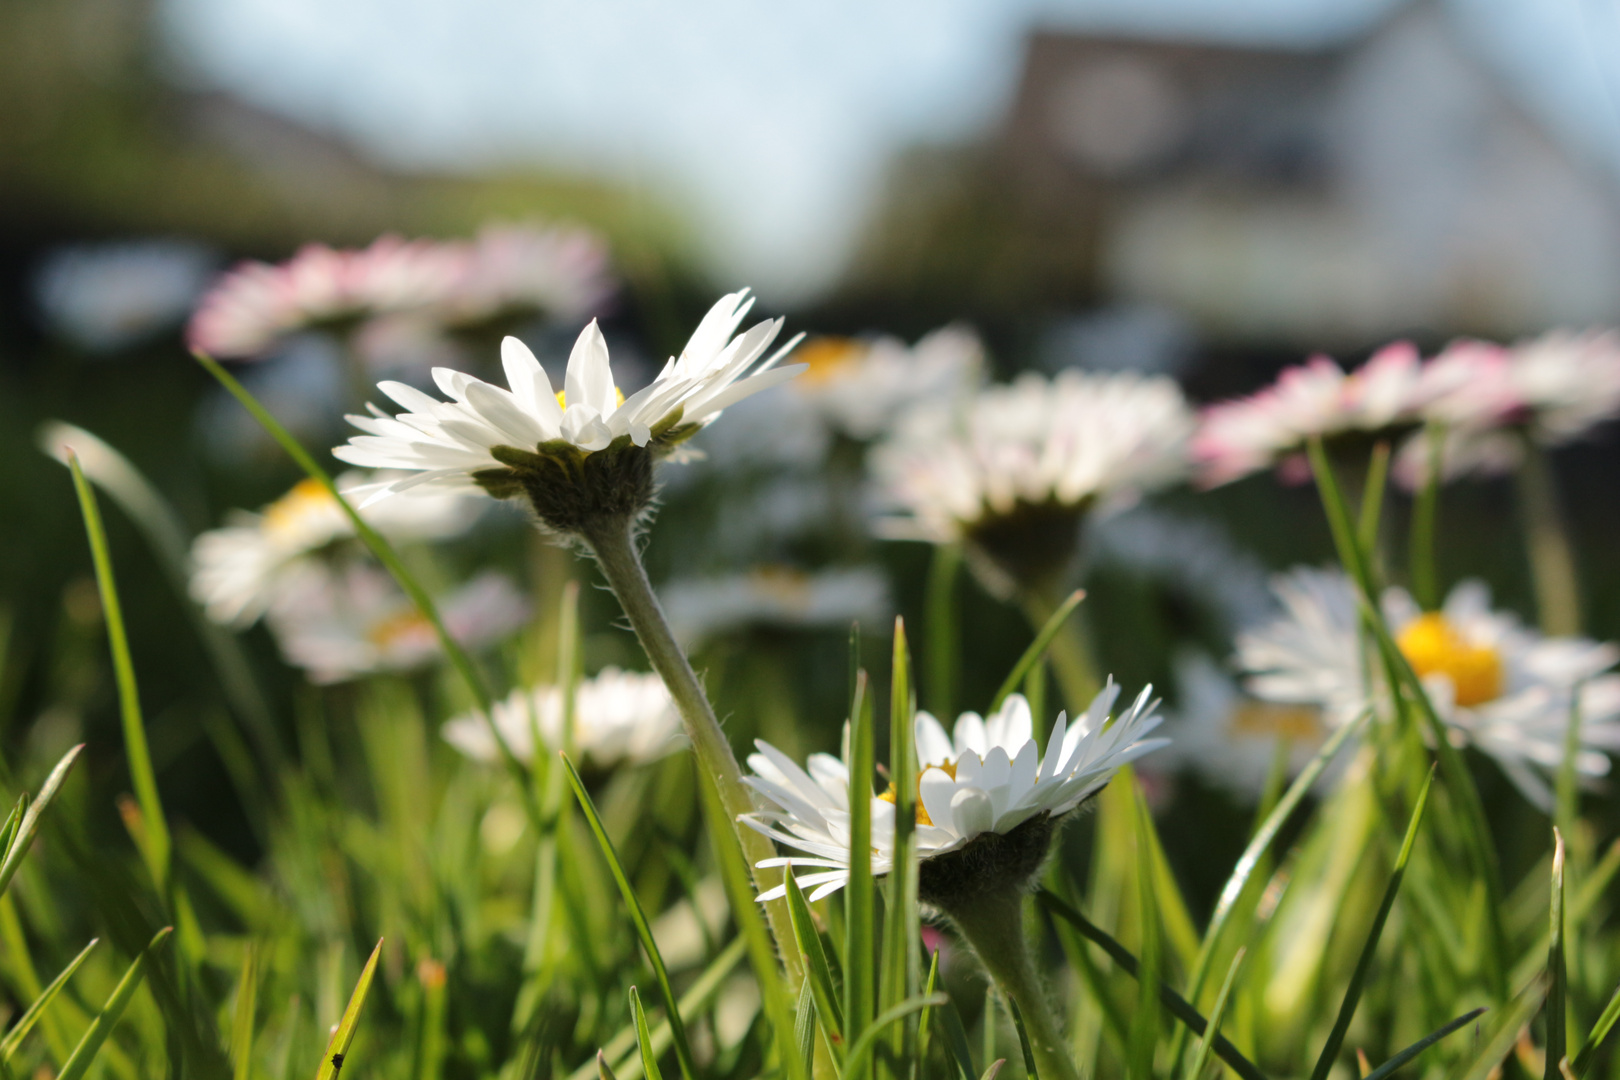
[1396,613,1504,707]
[793,337,863,385]
[1228,702,1323,741]
[555,387,626,410]
[263,478,337,536]
[880,761,958,826]
[748,565,813,610]
[366,609,433,651]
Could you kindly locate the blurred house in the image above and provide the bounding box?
[849,1,1620,347]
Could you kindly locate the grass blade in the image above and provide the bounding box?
[0,744,84,899]
[1449,979,1545,1080]
[630,987,666,1080]
[56,926,171,1080]
[786,869,844,1041]
[1546,829,1567,1080]
[1306,767,1435,1080]
[233,943,259,1080]
[1572,977,1620,1078]
[1185,948,1246,1080]
[572,938,748,1080]
[882,618,921,1064]
[314,937,383,1080]
[39,421,282,774]
[1363,1008,1487,1080]
[1037,889,1269,1080]
[990,591,1085,712]
[1357,439,1391,558]
[936,998,978,1080]
[0,937,98,1062]
[563,753,697,1080]
[66,451,170,890]
[1004,995,1040,1080]
[845,669,876,1073]
[1130,790,1164,1080]
[795,976,818,1080]
[841,994,948,1070]
[1169,712,1365,1074]
[1409,424,1444,610]
[193,351,544,830]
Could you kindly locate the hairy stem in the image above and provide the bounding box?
[948,886,1082,1080]
[580,516,803,989]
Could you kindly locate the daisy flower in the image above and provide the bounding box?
[660,564,891,645]
[331,290,803,534]
[1236,567,1620,808]
[189,473,479,627]
[1194,342,1450,487]
[187,236,468,358]
[1401,331,1620,484]
[266,565,527,684]
[442,667,683,770]
[871,370,1193,592]
[789,325,984,441]
[741,684,1166,904]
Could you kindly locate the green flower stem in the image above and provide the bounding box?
[947,885,1081,1080]
[1020,587,1099,714]
[1515,436,1582,636]
[580,516,803,990]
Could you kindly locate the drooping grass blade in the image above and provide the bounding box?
[1361,1008,1487,1080]
[66,451,170,890]
[990,590,1085,712]
[1448,980,1544,1080]
[56,926,171,1080]
[1306,767,1434,1080]
[314,937,383,1080]
[1036,889,1269,1080]
[563,752,697,1080]
[0,937,98,1063]
[39,421,282,776]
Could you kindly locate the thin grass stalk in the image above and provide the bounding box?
[992,590,1086,713]
[882,619,921,1076]
[1185,948,1246,1080]
[1166,713,1365,1076]
[1514,435,1581,636]
[1305,767,1434,1080]
[1035,890,1270,1080]
[65,453,170,892]
[926,544,963,718]
[193,352,546,832]
[1017,589,1097,712]
[1410,425,1445,610]
[1308,436,1510,998]
[1546,829,1568,1080]
[1362,1008,1488,1080]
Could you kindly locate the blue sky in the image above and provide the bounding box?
[160,0,1620,302]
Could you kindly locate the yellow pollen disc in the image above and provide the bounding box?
[749,565,813,610]
[366,610,432,650]
[794,337,863,385]
[263,478,336,535]
[1396,613,1504,707]
[880,761,957,826]
[555,387,626,410]
[1228,702,1323,741]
